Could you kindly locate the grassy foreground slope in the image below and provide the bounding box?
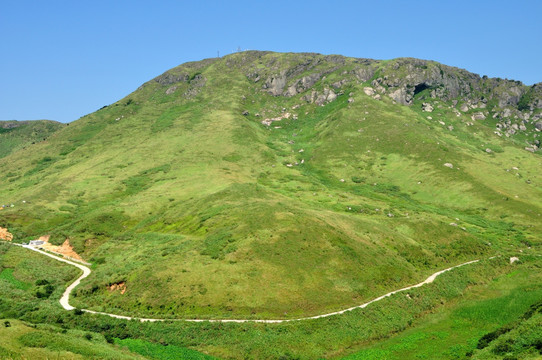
[344,256,542,359]
[0,242,142,359]
[0,242,213,359]
[0,120,65,159]
[0,52,541,320]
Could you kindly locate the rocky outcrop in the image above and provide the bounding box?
[471,112,486,120]
[302,88,338,105]
[263,71,288,96]
[154,72,190,86]
[151,52,541,127]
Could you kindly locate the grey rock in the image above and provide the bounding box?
[363,87,375,96]
[389,87,411,105]
[326,89,337,102]
[422,103,434,112]
[332,79,347,88]
[284,84,298,97]
[264,71,287,96]
[353,67,375,82]
[165,86,177,95]
[471,112,486,120]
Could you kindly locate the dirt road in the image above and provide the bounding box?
[8,242,483,323]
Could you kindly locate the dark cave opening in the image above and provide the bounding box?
[413,83,430,96]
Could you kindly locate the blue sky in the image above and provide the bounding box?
[2,0,541,123]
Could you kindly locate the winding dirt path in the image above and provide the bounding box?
[11,242,480,323]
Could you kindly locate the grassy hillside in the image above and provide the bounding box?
[0,242,212,359]
[0,319,145,359]
[0,52,541,321]
[344,256,542,359]
[3,240,539,359]
[0,120,65,159]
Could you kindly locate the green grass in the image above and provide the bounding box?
[116,338,216,360]
[0,120,64,159]
[2,51,541,319]
[0,268,32,290]
[0,319,144,359]
[0,51,541,358]
[344,256,542,359]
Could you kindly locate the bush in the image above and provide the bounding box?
[351,176,364,183]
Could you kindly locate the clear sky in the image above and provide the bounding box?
[2,0,541,123]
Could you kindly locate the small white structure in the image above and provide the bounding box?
[29,240,45,247]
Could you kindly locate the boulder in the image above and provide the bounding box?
[263,72,287,96]
[389,87,411,105]
[363,87,375,96]
[460,103,469,112]
[326,89,337,102]
[422,103,434,112]
[471,112,486,120]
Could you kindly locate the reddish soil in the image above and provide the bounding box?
[0,227,13,241]
[39,235,84,262]
[108,281,127,294]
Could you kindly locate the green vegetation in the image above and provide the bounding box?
[2,241,541,358]
[0,120,64,159]
[116,338,215,359]
[0,319,144,359]
[343,256,542,359]
[0,51,541,358]
[0,268,32,290]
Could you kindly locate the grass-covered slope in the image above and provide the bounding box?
[0,120,65,159]
[0,52,541,319]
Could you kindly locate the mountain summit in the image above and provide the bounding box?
[1,51,540,319]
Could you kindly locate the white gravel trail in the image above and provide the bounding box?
[11,242,480,323]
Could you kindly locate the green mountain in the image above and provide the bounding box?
[1,51,542,358]
[0,120,65,159]
[1,51,541,318]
